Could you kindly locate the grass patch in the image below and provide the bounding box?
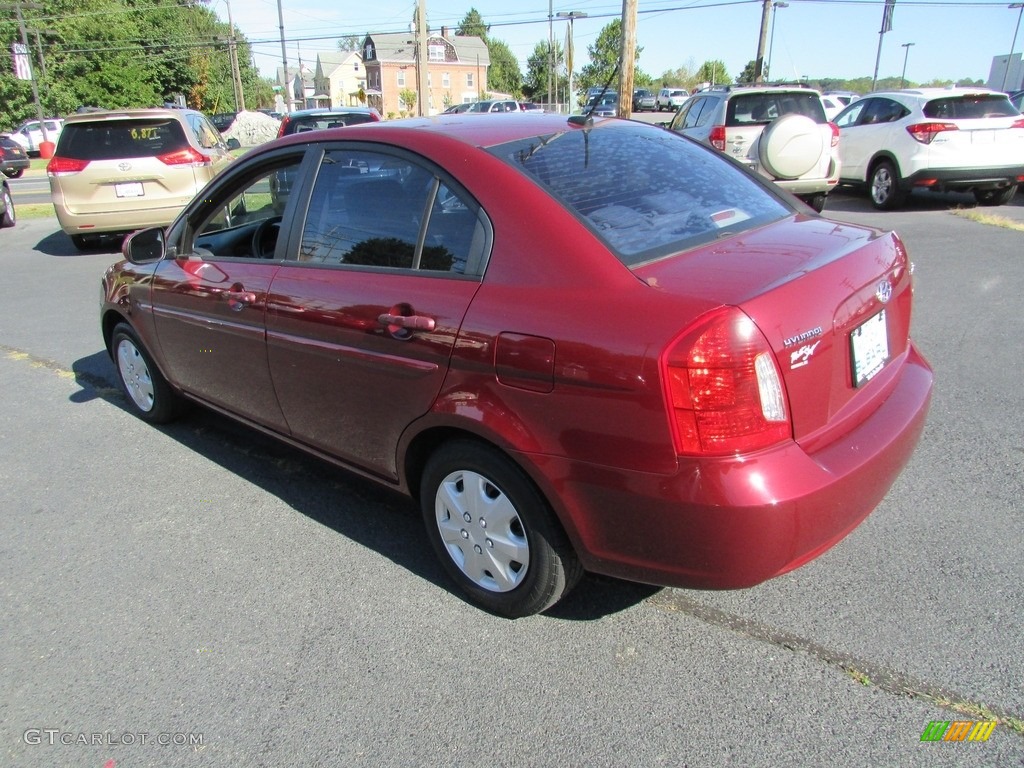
[950,208,1024,232]
[15,203,56,220]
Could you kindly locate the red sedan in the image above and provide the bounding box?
[102,114,932,617]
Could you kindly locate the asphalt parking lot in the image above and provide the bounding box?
[2,188,1022,766]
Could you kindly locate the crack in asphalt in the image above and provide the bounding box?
[648,590,1024,738]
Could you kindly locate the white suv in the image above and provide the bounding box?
[834,87,1024,209]
[667,85,840,211]
[656,88,689,112]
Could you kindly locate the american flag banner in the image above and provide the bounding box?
[881,0,896,33]
[11,42,32,81]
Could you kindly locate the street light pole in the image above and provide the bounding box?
[767,1,788,83]
[557,11,587,112]
[900,42,914,89]
[1002,3,1024,91]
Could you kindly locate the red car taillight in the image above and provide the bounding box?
[157,146,211,166]
[828,121,840,147]
[1012,118,1024,129]
[46,156,89,175]
[906,122,958,144]
[661,307,791,456]
[277,116,291,138]
[709,125,726,151]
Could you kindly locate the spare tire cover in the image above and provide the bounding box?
[757,114,824,180]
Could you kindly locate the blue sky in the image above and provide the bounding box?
[221,0,1021,87]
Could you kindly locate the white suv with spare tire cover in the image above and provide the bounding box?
[667,85,840,212]
[833,87,1024,209]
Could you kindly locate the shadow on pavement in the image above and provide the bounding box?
[34,227,123,257]
[69,350,654,620]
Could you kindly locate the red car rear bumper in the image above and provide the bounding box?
[520,343,933,590]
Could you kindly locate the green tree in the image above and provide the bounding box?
[398,88,417,114]
[337,36,361,52]
[577,19,648,99]
[523,40,566,103]
[737,60,758,84]
[456,8,489,39]
[696,59,729,86]
[487,39,522,97]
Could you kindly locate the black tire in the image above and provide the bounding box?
[0,186,15,228]
[110,323,182,424]
[869,160,906,210]
[802,193,827,213]
[4,168,25,179]
[420,440,582,618]
[71,234,95,251]
[974,185,1017,206]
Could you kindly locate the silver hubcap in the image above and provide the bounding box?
[434,470,529,592]
[116,338,155,412]
[872,168,892,204]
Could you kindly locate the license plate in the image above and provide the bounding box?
[115,182,144,198]
[851,310,888,387]
[971,130,994,145]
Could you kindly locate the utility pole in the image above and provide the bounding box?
[753,0,771,82]
[277,0,293,112]
[416,0,428,116]
[225,0,245,111]
[618,0,637,118]
[11,0,49,146]
[547,0,554,108]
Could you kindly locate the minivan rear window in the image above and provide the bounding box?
[490,122,788,266]
[57,120,189,161]
[923,94,1017,119]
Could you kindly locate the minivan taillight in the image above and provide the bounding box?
[46,156,89,175]
[709,125,726,151]
[661,307,790,456]
[157,147,211,166]
[906,122,958,144]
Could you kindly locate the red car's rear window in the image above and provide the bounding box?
[490,122,789,266]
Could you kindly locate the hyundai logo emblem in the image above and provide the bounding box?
[876,279,892,304]
[118,162,132,172]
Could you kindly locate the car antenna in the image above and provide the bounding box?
[569,64,619,127]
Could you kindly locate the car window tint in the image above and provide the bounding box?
[57,119,189,160]
[285,113,377,134]
[189,156,304,259]
[299,150,485,275]
[727,93,826,125]
[834,100,867,128]
[923,94,1017,119]
[492,123,789,266]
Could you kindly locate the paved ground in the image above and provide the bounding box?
[1,191,1022,766]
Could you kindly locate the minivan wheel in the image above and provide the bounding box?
[974,185,1017,206]
[420,440,582,618]
[802,193,827,213]
[111,323,182,423]
[869,161,905,210]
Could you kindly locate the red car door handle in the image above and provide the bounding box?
[226,287,257,311]
[378,313,436,332]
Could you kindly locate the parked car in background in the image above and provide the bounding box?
[1,175,15,228]
[103,113,931,617]
[519,102,544,112]
[444,102,474,114]
[820,94,846,121]
[1,134,31,178]
[589,92,619,117]
[632,88,656,112]
[210,112,238,132]
[668,84,840,211]
[656,88,689,111]
[465,100,521,113]
[276,106,381,138]
[48,108,239,251]
[823,91,860,107]
[833,87,1024,209]
[8,118,63,155]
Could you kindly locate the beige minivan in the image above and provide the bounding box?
[48,108,237,250]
